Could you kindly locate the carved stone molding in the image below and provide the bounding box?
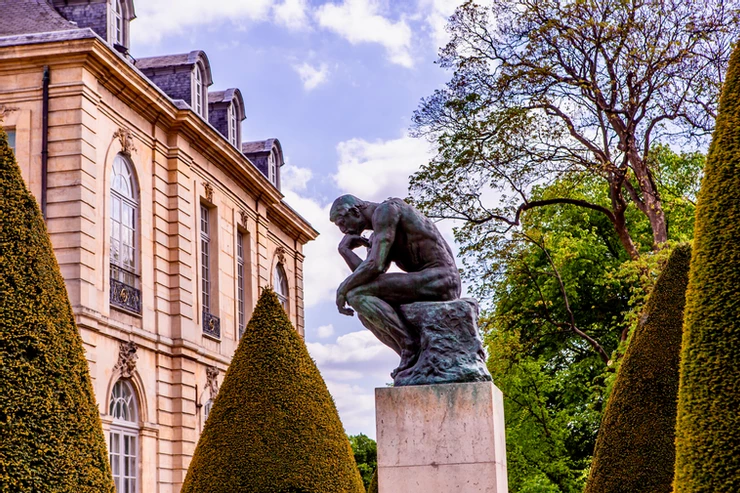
[275,245,287,264]
[113,341,138,379]
[206,365,220,399]
[203,181,214,202]
[240,209,249,226]
[0,105,19,121]
[113,127,137,157]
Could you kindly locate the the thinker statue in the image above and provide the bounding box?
[331,194,491,386]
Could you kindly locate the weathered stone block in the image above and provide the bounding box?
[376,382,508,493]
[394,298,492,386]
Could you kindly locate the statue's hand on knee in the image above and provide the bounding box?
[336,290,354,316]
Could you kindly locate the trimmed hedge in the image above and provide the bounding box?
[367,469,378,493]
[673,42,740,492]
[584,244,690,493]
[0,126,115,492]
[181,289,365,493]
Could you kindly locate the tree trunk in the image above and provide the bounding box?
[609,181,640,260]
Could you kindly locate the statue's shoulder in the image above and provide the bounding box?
[380,197,408,209]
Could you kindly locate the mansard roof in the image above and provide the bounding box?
[242,139,279,155]
[208,88,246,120]
[0,0,78,36]
[135,50,214,85]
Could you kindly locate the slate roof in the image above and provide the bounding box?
[135,53,195,70]
[0,0,78,37]
[242,139,277,154]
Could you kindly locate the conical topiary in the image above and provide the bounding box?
[181,289,365,493]
[0,126,115,492]
[367,469,378,493]
[584,244,691,493]
[673,42,740,493]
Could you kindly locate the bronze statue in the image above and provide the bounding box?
[332,195,492,385]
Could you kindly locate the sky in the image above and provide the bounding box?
[129,0,467,438]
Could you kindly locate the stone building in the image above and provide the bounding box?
[0,1,318,492]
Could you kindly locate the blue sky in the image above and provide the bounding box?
[130,0,465,438]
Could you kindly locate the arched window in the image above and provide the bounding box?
[274,263,288,310]
[109,379,139,493]
[192,65,204,117]
[227,102,237,147]
[268,149,278,186]
[111,0,124,45]
[110,155,138,289]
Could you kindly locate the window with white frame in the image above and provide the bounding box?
[192,65,204,117]
[110,155,138,288]
[237,232,246,338]
[268,150,278,186]
[201,205,211,314]
[274,263,288,310]
[228,102,238,147]
[111,0,124,45]
[109,379,139,493]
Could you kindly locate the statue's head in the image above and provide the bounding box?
[330,194,368,234]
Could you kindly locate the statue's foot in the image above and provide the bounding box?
[391,349,419,379]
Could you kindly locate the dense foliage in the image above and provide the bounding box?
[348,434,377,490]
[585,244,690,493]
[181,289,364,493]
[481,147,699,492]
[0,126,114,492]
[673,43,740,493]
[367,469,378,493]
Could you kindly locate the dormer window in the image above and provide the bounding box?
[193,66,204,117]
[228,103,237,147]
[111,0,124,46]
[268,150,278,186]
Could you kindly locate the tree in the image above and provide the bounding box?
[673,42,740,493]
[181,289,365,493]
[0,126,114,492]
[585,244,690,493]
[348,434,377,491]
[412,0,738,259]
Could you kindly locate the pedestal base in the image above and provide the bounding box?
[375,382,508,493]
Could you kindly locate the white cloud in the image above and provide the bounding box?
[316,0,414,68]
[333,133,434,201]
[274,0,311,30]
[293,62,331,91]
[131,0,277,44]
[418,0,464,49]
[308,330,398,436]
[316,324,336,338]
[281,164,314,191]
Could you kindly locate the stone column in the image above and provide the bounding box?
[376,382,508,493]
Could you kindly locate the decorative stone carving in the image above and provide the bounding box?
[113,127,137,156]
[0,105,19,120]
[275,245,287,264]
[206,365,219,398]
[240,209,249,226]
[203,181,214,202]
[394,299,491,386]
[113,341,138,378]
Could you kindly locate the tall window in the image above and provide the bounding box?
[109,380,139,493]
[192,66,203,117]
[111,0,124,45]
[6,129,15,157]
[268,150,278,186]
[237,232,246,338]
[201,205,211,313]
[110,155,137,288]
[227,103,237,147]
[274,263,288,310]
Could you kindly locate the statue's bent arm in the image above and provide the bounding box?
[337,203,399,297]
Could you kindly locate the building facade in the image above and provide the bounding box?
[0,1,318,492]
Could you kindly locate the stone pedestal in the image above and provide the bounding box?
[376,382,507,493]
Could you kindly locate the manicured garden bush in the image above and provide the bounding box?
[584,244,690,493]
[181,289,364,493]
[0,126,114,492]
[368,469,378,493]
[673,42,740,493]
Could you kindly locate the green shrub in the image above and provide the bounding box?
[367,469,378,493]
[584,244,690,493]
[181,289,364,493]
[673,43,740,493]
[0,126,114,492]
